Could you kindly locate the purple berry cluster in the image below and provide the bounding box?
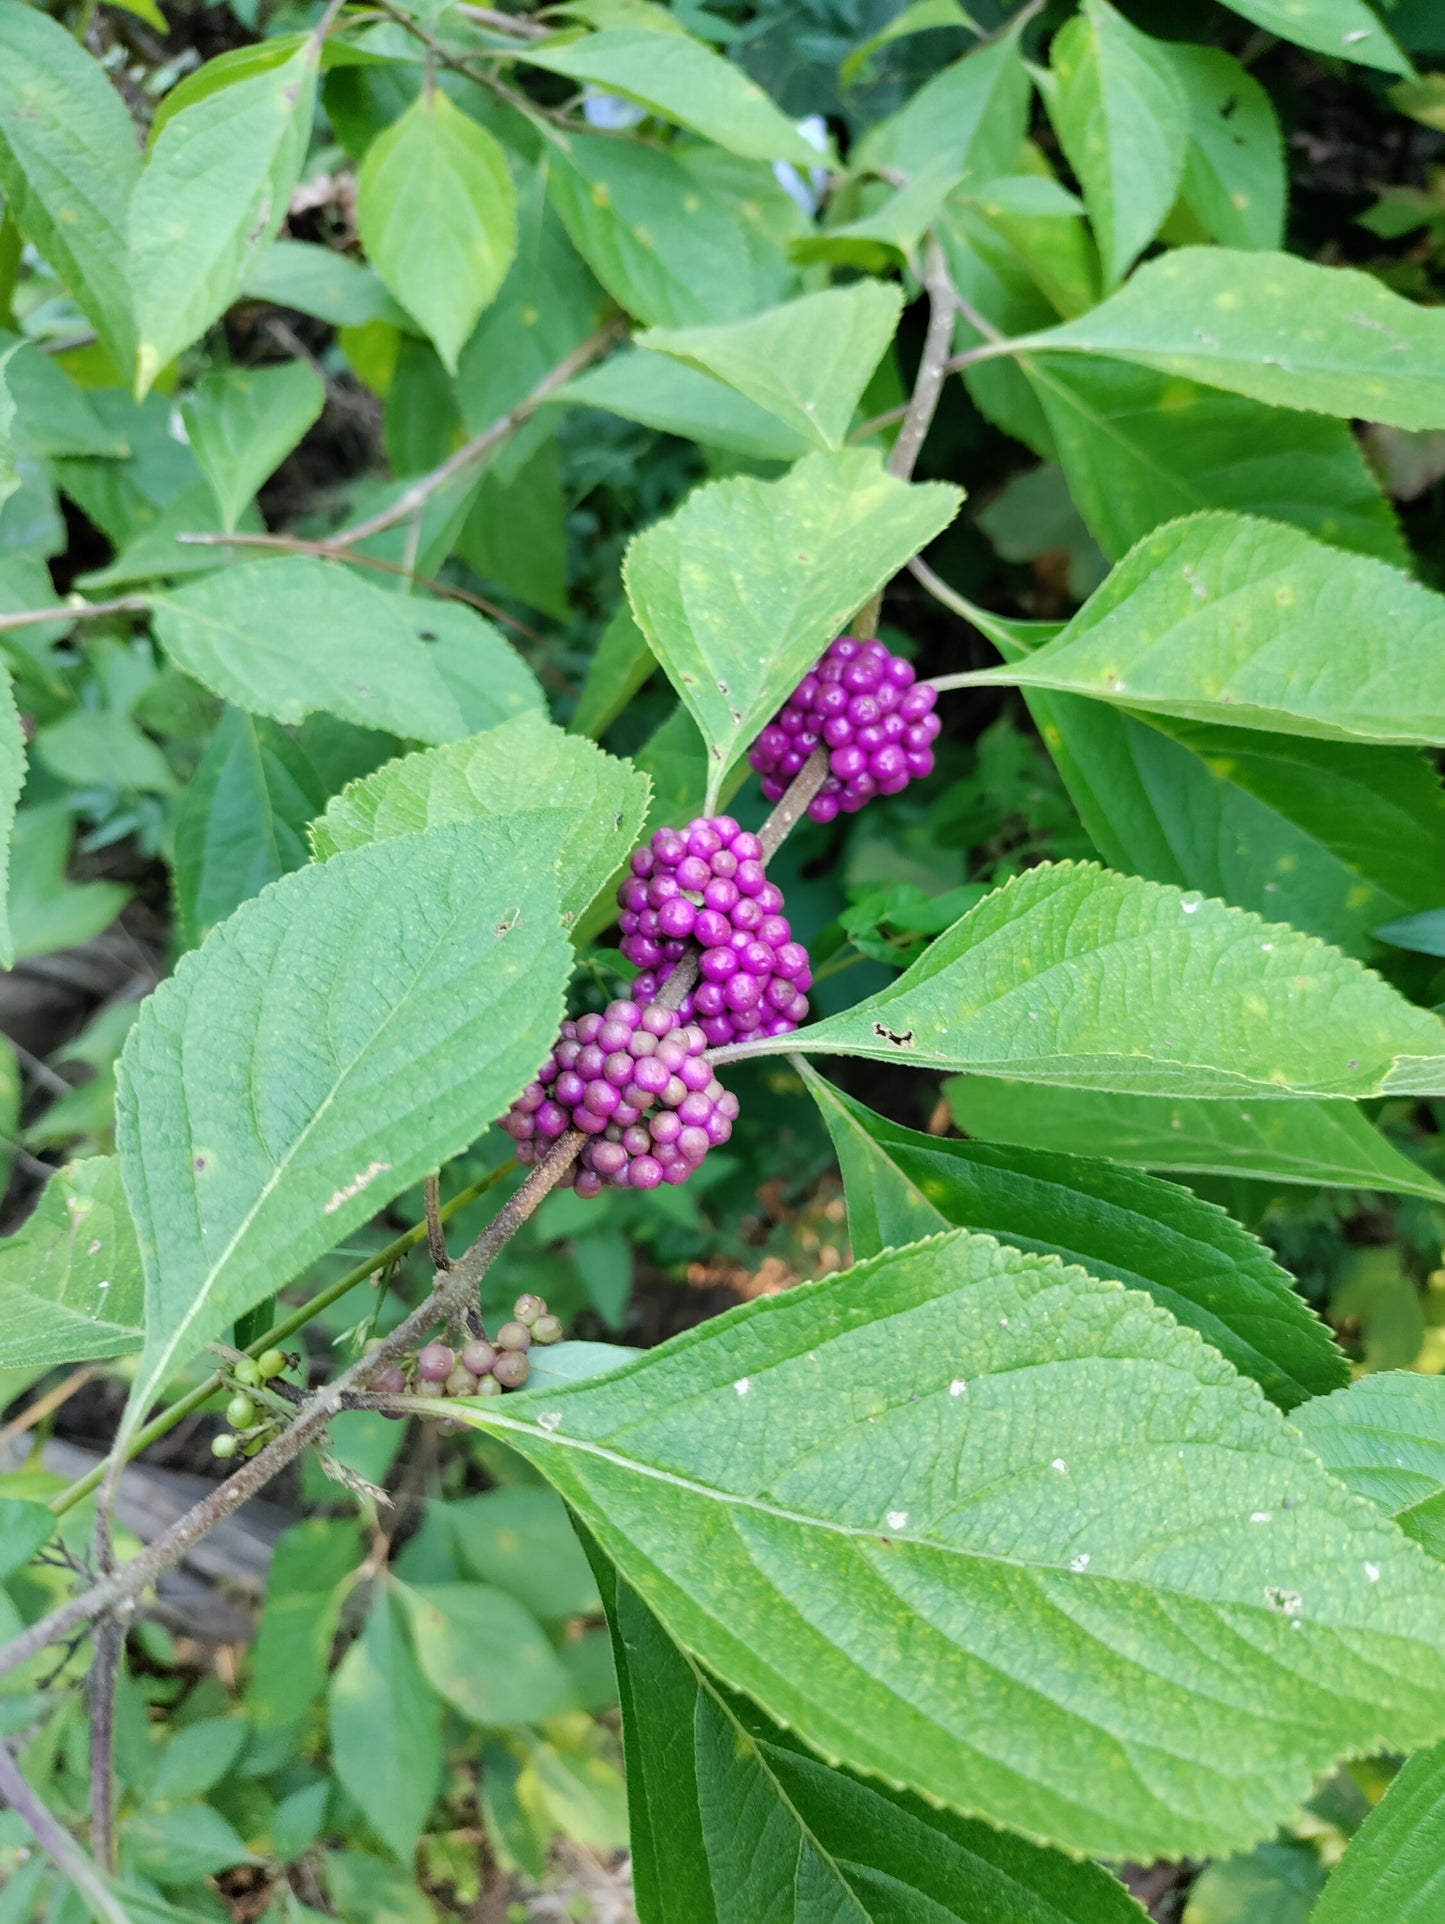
[617,817,811,1047]
[501,999,738,1195]
[750,635,941,824]
[373,1296,562,1414]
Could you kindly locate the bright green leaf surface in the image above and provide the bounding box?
[636,282,903,452]
[357,89,517,373]
[240,238,412,328]
[1048,0,1187,287]
[745,862,1445,1098]
[570,602,657,741]
[449,1486,601,1622]
[597,1555,1146,1923]
[623,450,959,804]
[1023,357,1404,562]
[152,559,472,744]
[0,334,130,459]
[560,349,814,461]
[1376,908,1445,957]
[181,361,325,530]
[0,1500,56,1582]
[1311,1741,1445,1923]
[944,1079,1445,1201]
[329,1583,442,1863]
[6,805,130,963]
[1185,1841,1324,1924]
[123,1804,254,1883]
[0,1156,143,1368]
[1164,45,1285,251]
[972,514,1445,745]
[395,1579,577,1725]
[455,1229,1445,1859]
[804,1069,1343,1408]
[310,711,648,929]
[116,818,573,1439]
[129,42,319,393]
[853,23,1030,180]
[523,29,824,166]
[33,709,177,796]
[0,348,17,520]
[1033,250,1445,427]
[149,1718,248,1804]
[1295,1374,1445,1564]
[1215,0,1410,76]
[248,1518,363,1729]
[0,4,140,375]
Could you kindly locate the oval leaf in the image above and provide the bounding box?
[1295,1373,1445,1563]
[0,1156,143,1369]
[1311,1740,1445,1924]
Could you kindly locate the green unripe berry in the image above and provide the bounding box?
[445,1365,479,1398]
[513,1293,547,1327]
[232,1357,260,1388]
[493,1351,530,1390]
[257,1348,287,1380]
[211,1433,238,1460]
[473,1374,503,1398]
[531,1314,563,1346]
[226,1393,257,1430]
[495,1320,532,1353]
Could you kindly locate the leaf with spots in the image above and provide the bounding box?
[1295,1374,1445,1564]
[449,1228,1445,1860]
[0,1156,143,1369]
[957,513,1445,746]
[623,450,960,808]
[732,862,1445,1098]
[1215,0,1410,77]
[115,818,574,1450]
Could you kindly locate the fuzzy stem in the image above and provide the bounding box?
[0,1739,129,1924]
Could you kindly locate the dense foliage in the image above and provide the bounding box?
[4,0,1445,1918]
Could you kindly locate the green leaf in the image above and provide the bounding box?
[596,1554,1146,1924]
[522,28,825,166]
[0,657,22,969]
[329,1582,443,1862]
[453,1228,1445,1860]
[248,1518,364,1729]
[150,1718,249,1804]
[0,4,140,375]
[792,157,959,273]
[5,804,130,962]
[570,602,656,741]
[123,1806,254,1884]
[309,711,648,930]
[240,238,411,328]
[448,1486,600,1622]
[635,282,903,452]
[32,710,178,796]
[967,513,1445,746]
[1032,696,1445,957]
[129,41,319,394]
[0,1156,143,1368]
[1377,908,1445,958]
[560,348,813,461]
[1185,1841,1325,1924]
[0,1499,55,1582]
[842,0,981,87]
[1311,1741,1445,1923]
[1022,356,1404,563]
[1295,1373,1445,1564]
[1163,45,1285,251]
[943,1079,1445,1201]
[1047,0,1186,289]
[747,861,1445,1099]
[1215,0,1411,76]
[181,361,326,531]
[546,131,788,328]
[803,1067,1344,1409]
[1031,249,1445,428]
[173,707,329,951]
[0,348,17,520]
[357,89,517,374]
[0,333,130,459]
[623,449,960,806]
[115,817,573,1439]
[853,22,1030,181]
[151,560,475,744]
[394,1579,577,1724]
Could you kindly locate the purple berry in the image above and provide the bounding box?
[462,1340,497,1376]
[493,1351,530,1389]
[417,1343,454,1383]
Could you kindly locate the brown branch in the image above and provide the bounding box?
[0,596,149,635]
[887,235,957,484]
[455,2,549,35]
[0,1739,129,1924]
[424,1173,451,1270]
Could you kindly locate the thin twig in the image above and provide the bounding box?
[0,596,150,636]
[424,1174,451,1270]
[456,2,549,35]
[887,235,957,484]
[850,336,1024,443]
[88,1614,121,1871]
[0,1368,93,1450]
[0,1739,129,1924]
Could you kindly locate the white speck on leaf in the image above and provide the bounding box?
[1265,1585,1302,1616]
[1250,1512,1272,1524]
[1070,1553,1090,1572]
[886,1510,908,1530]
[1051,1458,1069,1475]
[537,1411,563,1433]
[734,1378,751,1397]
[324,1160,391,1215]
[1365,1561,1380,1582]
[87,1240,102,1256]
[949,1378,967,1396]
[1180,892,1203,914]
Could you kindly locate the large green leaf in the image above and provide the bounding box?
[1311,1741,1445,1923]
[240,238,410,328]
[521,29,824,167]
[329,1582,443,1864]
[546,131,790,328]
[1022,357,1404,563]
[853,22,1031,180]
[1215,0,1410,76]
[1295,1374,1445,1564]
[1024,691,1445,956]
[309,711,650,931]
[623,450,960,807]
[130,41,319,393]
[736,862,1445,1099]
[636,282,903,453]
[1163,45,1284,251]
[1030,250,1445,428]
[0,1156,143,1368]
[594,1553,1146,1924]
[945,1079,1445,1201]
[570,602,657,741]
[172,707,330,950]
[803,1068,1343,1409]
[0,5,140,375]
[560,350,813,462]
[181,362,326,531]
[451,1228,1445,1860]
[394,1579,577,1724]
[1047,0,1187,288]
[115,818,573,1440]
[966,514,1445,745]
[357,89,517,374]
[151,560,487,744]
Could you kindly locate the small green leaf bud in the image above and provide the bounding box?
[530,1314,563,1346]
[495,1320,532,1353]
[226,1393,256,1430]
[493,1351,530,1389]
